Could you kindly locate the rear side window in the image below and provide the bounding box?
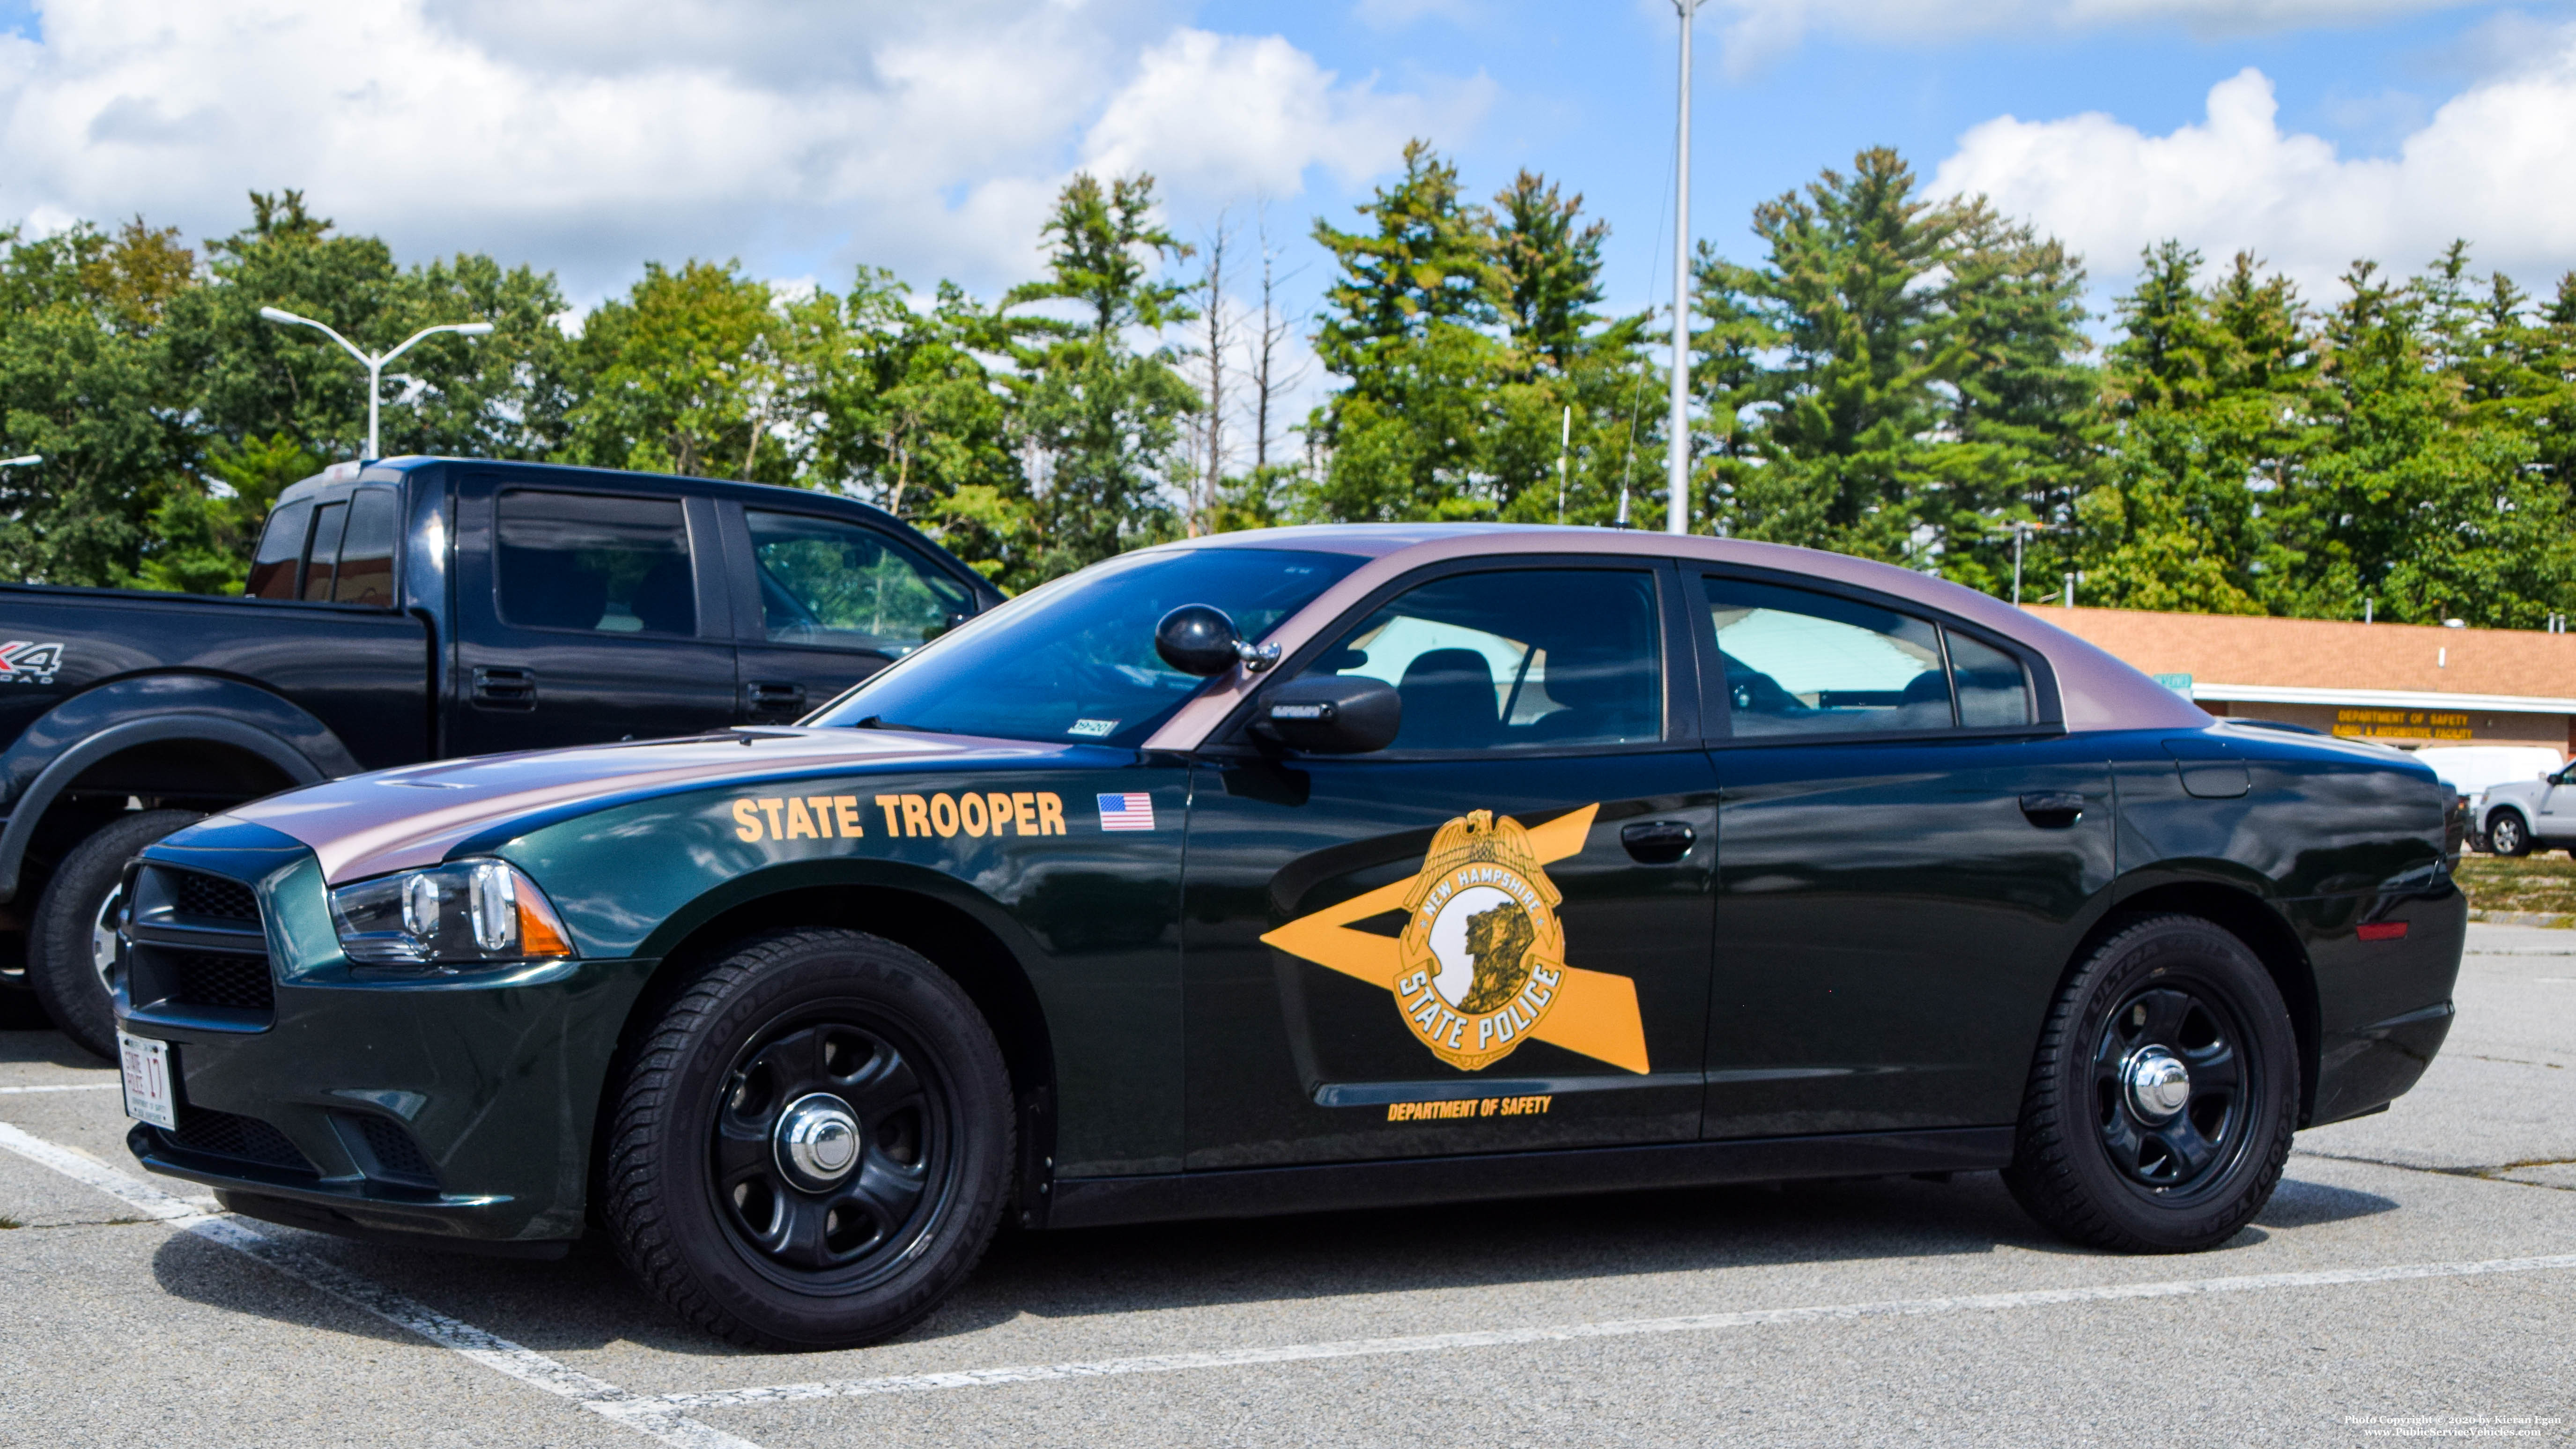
[333,489,400,606]
[747,510,973,654]
[300,502,347,601]
[1709,577,1947,736]
[245,500,312,600]
[1705,576,2032,737]
[496,490,696,635]
[1947,630,2033,728]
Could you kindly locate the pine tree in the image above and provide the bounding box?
[1307,141,1504,522]
[1001,172,1199,584]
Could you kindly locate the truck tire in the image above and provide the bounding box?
[2002,914,2296,1253]
[29,810,203,1060]
[2487,811,2531,857]
[603,928,1014,1350]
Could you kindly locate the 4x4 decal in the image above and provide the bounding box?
[0,642,64,685]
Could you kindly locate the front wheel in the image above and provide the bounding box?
[603,929,1013,1350]
[2003,914,2296,1253]
[29,810,202,1060]
[2488,811,2531,857]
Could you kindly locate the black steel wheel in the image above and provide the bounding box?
[712,1017,946,1286]
[2005,914,2295,1252]
[605,929,1012,1350]
[2090,984,2253,1197]
[2488,811,2531,857]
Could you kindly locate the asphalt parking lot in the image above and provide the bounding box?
[1,925,2569,1448]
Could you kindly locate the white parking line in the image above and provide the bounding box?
[609,1253,2576,1416]
[0,1120,761,1449]
[0,1082,119,1094]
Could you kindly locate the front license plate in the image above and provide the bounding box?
[118,1032,177,1131]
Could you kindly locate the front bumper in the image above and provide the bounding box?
[117,828,656,1246]
[123,954,656,1244]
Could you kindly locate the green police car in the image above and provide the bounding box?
[114,525,2464,1348]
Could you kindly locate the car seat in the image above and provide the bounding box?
[1396,649,1501,750]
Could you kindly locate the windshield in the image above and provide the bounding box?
[809,547,1364,747]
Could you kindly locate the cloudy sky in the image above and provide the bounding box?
[4,0,2574,336]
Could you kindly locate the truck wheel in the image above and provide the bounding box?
[604,928,1013,1350]
[29,810,202,1061]
[2003,914,2296,1253]
[2488,812,2531,857]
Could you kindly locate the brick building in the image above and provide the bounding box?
[2032,606,2576,752]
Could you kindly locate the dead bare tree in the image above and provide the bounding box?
[1189,212,1235,537]
[1249,205,1307,477]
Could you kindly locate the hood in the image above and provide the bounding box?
[223,728,1084,885]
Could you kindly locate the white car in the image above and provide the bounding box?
[2428,745,2576,855]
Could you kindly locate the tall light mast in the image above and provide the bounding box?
[1667,0,1700,535]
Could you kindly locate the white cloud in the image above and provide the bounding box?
[1930,32,2576,300]
[0,0,1459,301]
[1689,0,2483,74]
[1081,29,1478,204]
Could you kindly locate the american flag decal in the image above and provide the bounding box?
[1096,793,1155,832]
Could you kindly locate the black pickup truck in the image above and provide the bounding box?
[0,457,1000,1056]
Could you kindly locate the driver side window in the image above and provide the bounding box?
[1296,568,1663,752]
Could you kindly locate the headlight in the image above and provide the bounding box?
[329,859,575,966]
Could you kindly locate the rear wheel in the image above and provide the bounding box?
[2488,811,2531,857]
[29,810,201,1060]
[604,929,1012,1350]
[2004,914,2295,1253]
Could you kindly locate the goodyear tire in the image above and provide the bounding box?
[2488,811,2531,857]
[604,928,1012,1350]
[2003,914,2295,1253]
[29,810,202,1061]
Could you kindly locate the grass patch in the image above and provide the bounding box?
[0,1216,20,1230]
[2457,853,2576,918]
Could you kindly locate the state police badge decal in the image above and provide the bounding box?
[1393,810,1566,1071]
[1260,802,1651,1077]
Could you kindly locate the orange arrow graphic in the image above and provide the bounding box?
[1258,803,1648,1074]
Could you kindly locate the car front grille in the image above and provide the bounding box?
[126,864,274,1027]
[169,871,259,924]
[164,952,275,1013]
[166,1106,314,1175]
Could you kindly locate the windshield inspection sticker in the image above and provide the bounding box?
[1067,718,1118,738]
[0,641,65,685]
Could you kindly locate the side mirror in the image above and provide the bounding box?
[1155,604,1281,677]
[1253,675,1402,754]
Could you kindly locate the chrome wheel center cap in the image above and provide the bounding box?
[775,1093,862,1188]
[2124,1047,2192,1121]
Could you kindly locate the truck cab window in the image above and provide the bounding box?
[300,502,347,602]
[246,499,313,600]
[333,489,400,606]
[496,490,696,636]
[746,510,972,654]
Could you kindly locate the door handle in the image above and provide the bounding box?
[1620,820,1697,864]
[470,666,536,710]
[741,680,808,719]
[2019,791,2085,828]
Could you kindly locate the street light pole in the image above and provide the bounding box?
[1667,0,1700,536]
[257,308,496,461]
